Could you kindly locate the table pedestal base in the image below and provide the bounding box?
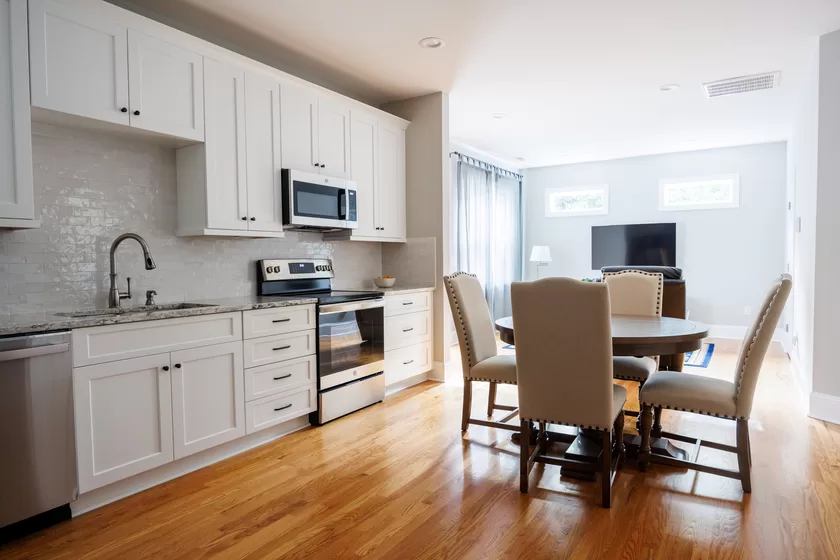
[559,430,689,480]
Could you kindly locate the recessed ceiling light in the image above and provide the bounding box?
[418,37,445,49]
[660,84,680,92]
[492,113,507,119]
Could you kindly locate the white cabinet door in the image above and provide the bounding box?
[377,124,406,240]
[127,29,204,141]
[244,71,283,232]
[349,110,378,238]
[29,0,129,126]
[317,97,351,178]
[171,341,245,460]
[203,58,248,231]
[280,82,318,173]
[74,354,173,493]
[0,0,33,221]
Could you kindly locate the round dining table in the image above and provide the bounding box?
[494,314,709,478]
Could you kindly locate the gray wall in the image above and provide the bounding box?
[0,124,381,316]
[523,143,787,327]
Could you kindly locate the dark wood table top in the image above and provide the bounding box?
[494,315,709,356]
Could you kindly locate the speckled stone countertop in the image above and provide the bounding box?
[0,295,317,338]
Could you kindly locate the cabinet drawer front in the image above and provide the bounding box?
[385,341,432,386]
[245,355,317,402]
[243,305,315,339]
[243,329,316,368]
[385,311,431,352]
[72,313,242,367]
[384,291,431,317]
[246,383,316,434]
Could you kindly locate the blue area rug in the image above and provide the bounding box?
[502,344,514,350]
[684,343,715,368]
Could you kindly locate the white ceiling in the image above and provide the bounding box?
[130,0,840,168]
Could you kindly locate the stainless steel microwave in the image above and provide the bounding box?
[281,169,357,231]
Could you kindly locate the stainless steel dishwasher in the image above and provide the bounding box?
[0,331,76,541]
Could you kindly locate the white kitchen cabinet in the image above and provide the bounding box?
[127,29,204,141]
[244,70,283,232]
[377,123,406,240]
[171,341,245,460]
[74,353,174,493]
[349,110,378,238]
[280,81,318,173]
[317,97,351,178]
[29,0,129,126]
[0,0,35,227]
[29,0,204,140]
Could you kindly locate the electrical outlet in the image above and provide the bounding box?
[744,306,752,316]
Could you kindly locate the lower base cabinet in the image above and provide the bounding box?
[245,383,317,434]
[74,353,174,494]
[385,341,432,386]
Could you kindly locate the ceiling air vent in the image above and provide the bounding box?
[703,72,781,98]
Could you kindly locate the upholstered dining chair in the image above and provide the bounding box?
[444,272,520,433]
[603,270,664,424]
[511,278,626,508]
[638,273,792,493]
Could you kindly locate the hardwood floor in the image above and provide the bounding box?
[3,342,839,559]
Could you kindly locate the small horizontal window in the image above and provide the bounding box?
[659,174,739,211]
[545,185,609,217]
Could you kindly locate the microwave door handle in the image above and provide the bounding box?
[338,190,347,220]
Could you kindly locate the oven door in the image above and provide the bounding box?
[318,299,384,390]
[283,169,349,229]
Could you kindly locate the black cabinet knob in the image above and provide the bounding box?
[175,363,181,369]
[133,110,140,116]
[320,164,326,168]
[242,216,247,221]
[120,107,128,113]
[314,162,320,167]
[162,366,170,371]
[250,217,256,221]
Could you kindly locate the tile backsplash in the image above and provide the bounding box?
[0,123,382,315]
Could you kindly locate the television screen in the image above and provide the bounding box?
[591,223,676,269]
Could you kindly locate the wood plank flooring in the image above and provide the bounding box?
[2,343,839,559]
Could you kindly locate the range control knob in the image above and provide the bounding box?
[265,267,272,275]
[273,266,281,273]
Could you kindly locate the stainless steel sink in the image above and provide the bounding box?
[56,303,218,318]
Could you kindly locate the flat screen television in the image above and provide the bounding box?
[591,223,676,269]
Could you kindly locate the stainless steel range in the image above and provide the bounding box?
[257,258,385,425]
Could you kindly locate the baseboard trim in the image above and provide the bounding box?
[429,361,446,382]
[386,372,428,395]
[809,392,840,425]
[71,415,311,516]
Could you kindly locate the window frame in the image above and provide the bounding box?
[544,184,610,218]
[658,173,740,212]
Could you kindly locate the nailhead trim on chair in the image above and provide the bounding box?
[734,280,784,402]
[640,401,744,420]
[614,374,649,382]
[522,417,612,432]
[603,269,663,316]
[445,272,479,369]
[468,377,517,384]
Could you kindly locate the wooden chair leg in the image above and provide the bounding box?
[487,382,497,417]
[461,379,472,433]
[737,418,752,493]
[538,421,548,454]
[601,430,612,508]
[520,419,531,493]
[638,404,654,471]
[652,406,663,438]
[613,411,626,467]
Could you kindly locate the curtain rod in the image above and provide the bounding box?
[450,151,524,180]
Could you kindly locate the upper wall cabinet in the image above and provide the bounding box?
[0,0,35,228]
[29,0,204,141]
[280,82,350,178]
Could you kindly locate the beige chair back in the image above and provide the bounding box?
[444,273,499,378]
[603,270,664,317]
[511,278,615,430]
[734,274,792,418]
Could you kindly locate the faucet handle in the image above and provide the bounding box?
[145,290,157,306]
[123,277,131,300]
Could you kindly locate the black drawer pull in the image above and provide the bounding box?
[402,359,414,365]
[272,318,292,323]
[402,327,414,332]
[274,403,292,412]
[272,345,291,351]
[273,373,292,381]
[402,301,413,306]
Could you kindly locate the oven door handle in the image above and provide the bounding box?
[319,298,385,314]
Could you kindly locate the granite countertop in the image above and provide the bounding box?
[0,295,318,337]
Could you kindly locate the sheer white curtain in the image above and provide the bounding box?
[453,157,522,320]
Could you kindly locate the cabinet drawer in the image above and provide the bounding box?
[385,341,432,386]
[72,312,242,367]
[385,291,431,317]
[243,329,316,368]
[245,355,317,402]
[243,305,316,339]
[246,383,317,434]
[385,310,431,351]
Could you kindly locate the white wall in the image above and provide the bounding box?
[523,143,787,329]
